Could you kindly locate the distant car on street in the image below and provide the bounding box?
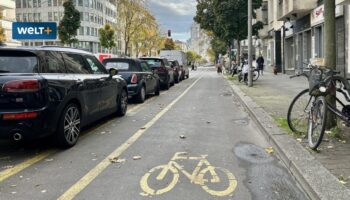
[159,50,189,80]
[0,47,128,148]
[139,57,175,90]
[103,58,160,103]
[168,60,182,83]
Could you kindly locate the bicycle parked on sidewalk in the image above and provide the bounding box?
[287,63,350,150]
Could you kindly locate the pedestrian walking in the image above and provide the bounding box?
[256,55,265,75]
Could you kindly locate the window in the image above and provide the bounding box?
[105,62,130,71]
[28,13,33,21]
[48,0,51,6]
[84,0,89,7]
[141,62,151,72]
[54,12,58,21]
[80,12,83,21]
[90,13,94,22]
[0,52,38,73]
[44,52,66,73]
[23,13,27,22]
[53,0,57,6]
[79,27,84,35]
[38,13,41,22]
[84,12,89,21]
[28,0,32,8]
[48,12,53,21]
[62,53,90,74]
[16,14,21,22]
[84,56,106,74]
[38,0,41,7]
[16,0,21,8]
[78,0,83,6]
[33,0,37,7]
[86,27,90,35]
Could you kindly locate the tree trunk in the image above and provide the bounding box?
[324,0,337,129]
[236,40,241,65]
[124,40,129,56]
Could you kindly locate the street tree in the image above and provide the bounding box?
[324,0,337,128]
[99,24,116,53]
[163,38,176,50]
[210,36,228,63]
[194,0,263,63]
[186,51,201,65]
[58,0,81,45]
[0,13,5,45]
[117,0,145,56]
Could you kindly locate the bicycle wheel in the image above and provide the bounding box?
[287,89,312,134]
[198,167,237,197]
[253,70,259,81]
[308,96,327,150]
[140,165,179,196]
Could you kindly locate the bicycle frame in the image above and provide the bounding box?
[157,152,220,185]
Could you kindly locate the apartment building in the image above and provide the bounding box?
[189,22,211,62]
[0,0,20,46]
[15,0,122,55]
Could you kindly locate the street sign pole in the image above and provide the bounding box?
[248,0,253,87]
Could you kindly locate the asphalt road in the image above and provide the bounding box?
[0,68,308,200]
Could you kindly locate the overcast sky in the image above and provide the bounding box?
[147,0,197,42]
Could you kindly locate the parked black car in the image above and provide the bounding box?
[168,60,182,83]
[103,58,160,103]
[0,47,128,148]
[139,57,174,90]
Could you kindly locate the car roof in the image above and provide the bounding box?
[140,57,166,60]
[103,58,141,62]
[0,46,93,55]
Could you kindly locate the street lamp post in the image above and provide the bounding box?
[247,0,253,87]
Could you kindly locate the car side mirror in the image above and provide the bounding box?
[109,68,118,77]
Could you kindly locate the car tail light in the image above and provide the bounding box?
[158,66,167,73]
[2,80,40,93]
[3,112,38,120]
[131,74,138,84]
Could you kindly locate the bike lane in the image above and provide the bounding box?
[71,69,308,200]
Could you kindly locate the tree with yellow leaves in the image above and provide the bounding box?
[0,13,6,45]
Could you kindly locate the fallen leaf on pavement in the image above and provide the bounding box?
[179,135,186,139]
[45,158,54,162]
[339,180,347,185]
[296,138,302,142]
[140,127,146,130]
[265,147,274,154]
[10,185,16,188]
[327,146,334,149]
[41,190,47,193]
[133,156,142,160]
[109,157,119,163]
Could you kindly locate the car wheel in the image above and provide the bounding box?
[175,75,179,83]
[170,76,175,86]
[117,89,128,116]
[135,86,146,103]
[164,80,170,90]
[155,81,160,96]
[56,103,81,148]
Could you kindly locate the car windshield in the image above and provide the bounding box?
[105,62,130,71]
[142,59,162,67]
[0,53,38,73]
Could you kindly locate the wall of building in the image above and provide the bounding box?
[0,0,20,46]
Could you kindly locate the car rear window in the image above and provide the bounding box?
[105,62,130,71]
[141,59,162,67]
[0,51,38,73]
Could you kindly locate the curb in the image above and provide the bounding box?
[225,77,350,200]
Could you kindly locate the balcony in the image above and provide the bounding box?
[277,0,317,21]
[0,0,15,10]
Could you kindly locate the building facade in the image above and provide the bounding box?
[15,0,121,54]
[0,0,20,46]
[255,0,350,77]
[189,22,211,62]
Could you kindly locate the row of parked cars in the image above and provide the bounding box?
[0,46,189,148]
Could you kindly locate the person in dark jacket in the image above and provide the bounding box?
[256,55,265,75]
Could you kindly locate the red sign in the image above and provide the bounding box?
[98,54,112,62]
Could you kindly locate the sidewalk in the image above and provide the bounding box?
[225,71,350,199]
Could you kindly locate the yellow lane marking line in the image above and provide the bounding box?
[140,152,237,197]
[58,76,202,200]
[0,150,54,182]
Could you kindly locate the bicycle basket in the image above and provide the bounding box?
[308,68,323,96]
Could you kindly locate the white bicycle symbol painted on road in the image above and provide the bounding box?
[140,152,237,197]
